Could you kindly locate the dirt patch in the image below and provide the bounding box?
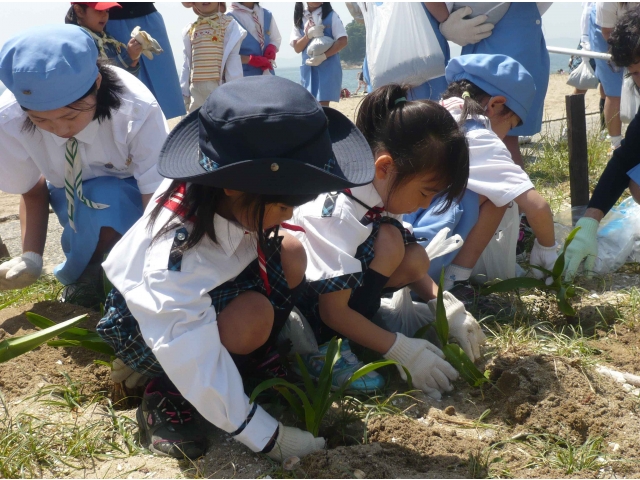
[0,300,111,401]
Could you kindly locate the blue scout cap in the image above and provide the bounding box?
[159,75,375,195]
[0,24,99,111]
[445,54,536,126]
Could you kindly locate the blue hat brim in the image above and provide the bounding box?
[158,107,375,195]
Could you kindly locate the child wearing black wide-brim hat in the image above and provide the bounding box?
[96,75,375,460]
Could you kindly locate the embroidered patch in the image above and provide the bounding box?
[168,227,189,271]
[321,192,340,217]
[324,154,336,173]
[199,150,219,172]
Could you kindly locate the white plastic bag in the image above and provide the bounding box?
[451,2,510,25]
[372,287,434,338]
[358,2,445,89]
[307,36,334,57]
[472,202,519,282]
[277,307,318,355]
[566,57,599,90]
[621,72,640,124]
[593,197,640,274]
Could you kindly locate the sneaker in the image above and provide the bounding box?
[298,339,385,393]
[137,378,207,459]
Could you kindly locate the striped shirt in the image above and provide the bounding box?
[190,14,232,83]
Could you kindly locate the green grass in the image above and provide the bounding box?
[0,275,61,311]
[523,434,608,475]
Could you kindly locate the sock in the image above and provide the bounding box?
[348,268,390,320]
[599,97,606,130]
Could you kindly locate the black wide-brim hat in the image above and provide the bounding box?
[158,76,375,195]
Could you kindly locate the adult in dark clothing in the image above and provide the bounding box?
[107,2,186,119]
[565,6,640,279]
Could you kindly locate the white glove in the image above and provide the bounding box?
[0,252,43,290]
[111,358,149,389]
[307,25,325,39]
[425,227,464,261]
[530,239,559,280]
[131,26,163,60]
[428,292,486,362]
[443,264,472,291]
[305,53,327,67]
[439,7,494,46]
[384,333,458,400]
[266,422,325,461]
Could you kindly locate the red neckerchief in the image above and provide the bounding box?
[342,188,385,222]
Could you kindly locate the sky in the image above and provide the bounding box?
[0,2,585,83]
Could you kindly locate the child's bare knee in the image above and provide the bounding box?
[218,292,274,354]
[374,223,405,266]
[280,233,307,288]
[406,244,429,280]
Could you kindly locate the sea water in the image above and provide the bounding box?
[275,65,362,92]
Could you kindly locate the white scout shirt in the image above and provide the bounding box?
[229,3,282,51]
[103,178,278,452]
[290,183,405,292]
[289,8,348,47]
[442,98,534,208]
[0,66,166,196]
[595,2,637,28]
[180,16,246,97]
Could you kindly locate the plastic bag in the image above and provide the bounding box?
[620,72,640,124]
[451,2,510,25]
[307,36,334,57]
[372,287,434,338]
[277,307,318,355]
[358,2,445,89]
[554,198,640,274]
[471,201,519,282]
[566,57,599,90]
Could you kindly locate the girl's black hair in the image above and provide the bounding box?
[21,62,123,132]
[294,3,334,29]
[356,84,469,214]
[442,79,519,126]
[609,5,640,69]
[148,181,317,253]
[65,4,86,25]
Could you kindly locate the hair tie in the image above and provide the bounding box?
[394,96,407,105]
[461,91,471,99]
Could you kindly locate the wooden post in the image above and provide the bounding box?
[565,94,590,208]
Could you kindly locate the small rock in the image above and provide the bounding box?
[56,360,63,365]
[353,469,366,479]
[608,442,620,452]
[117,464,122,471]
[622,383,634,392]
[283,456,300,471]
[391,437,397,443]
[444,406,456,416]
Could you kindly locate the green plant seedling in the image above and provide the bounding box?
[250,337,402,437]
[415,270,489,388]
[481,226,581,316]
[0,314,88,363]
[25,312,115,356]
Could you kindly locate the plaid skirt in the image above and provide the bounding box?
[298,217,416,332]
[96,235,294,377]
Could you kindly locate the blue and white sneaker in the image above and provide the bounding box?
[298,339,385,394]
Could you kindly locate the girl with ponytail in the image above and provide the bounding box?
[288,85,487,400]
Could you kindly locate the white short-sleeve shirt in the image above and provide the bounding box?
[103,178,279,452]
[228,3,282,51]
[289,8,347,47]
[0,67,167,195]
[595,2,636,28]
[442,98,534,207]
[290,183,405,293]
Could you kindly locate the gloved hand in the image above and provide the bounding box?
[425,227,464,263]
[0,252,43,290]
[530,239,559,280]
[264,44,277,61]
[306,25,325,39]
[564,217,599,281]
[384,333,458,400]
[305,53,327,67]
[439,7,494,46]
[266,422,325,461]
[248,55,272,71]
[443,264,472,291]
[428,292,486,362]
[131,26,164,60]
[111,358,149,389]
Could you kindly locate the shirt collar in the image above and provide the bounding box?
[213,213,249,257]
[44,118,100,147]
[349,183,384,209]
[231,2,255,13]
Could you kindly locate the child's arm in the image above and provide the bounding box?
[514,189,555,247]
[323,36,347,58]
[223,21,245,83]
[180,26,192,99]
[424,2,450,23]
[291,22,312,54]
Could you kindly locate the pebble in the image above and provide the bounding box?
[608,442,620,452]
[391,437,397,443]
[56,360,63,365]
[353,469,366,479]
[444,406,456,416]
[283,456,300,471]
